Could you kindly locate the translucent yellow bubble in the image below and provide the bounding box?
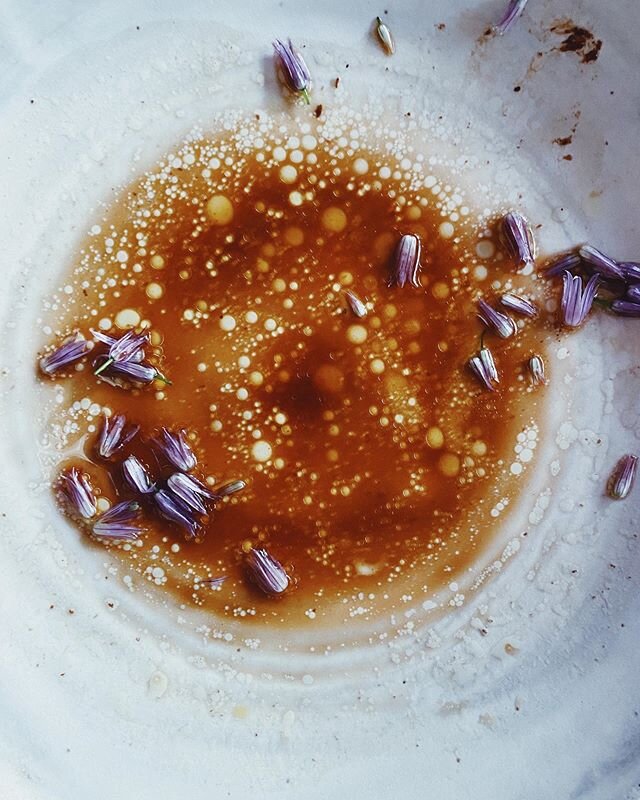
[426,427,444,449]
[206,195,234,226]
[115,308,140,329]
[145,282,163,300]
[321,206,348,233]
[438,453,460,477]
[346,324,368,345]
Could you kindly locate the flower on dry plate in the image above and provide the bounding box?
[607,455,638,500]
[501,211,535,271]
[560,271,599,327]
[272,39,311,104]
[493,0,530,35]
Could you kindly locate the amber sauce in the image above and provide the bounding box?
[43,121,549,627]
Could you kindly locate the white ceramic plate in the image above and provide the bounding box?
[1,1,639,798]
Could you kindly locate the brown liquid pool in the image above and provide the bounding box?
[39,118,551,629]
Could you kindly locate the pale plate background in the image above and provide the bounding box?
[1,1,639,798]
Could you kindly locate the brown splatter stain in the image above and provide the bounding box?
[562,154,573,161]
[551,20,602,64]
[435,22,446,31]
[552,108,581,150]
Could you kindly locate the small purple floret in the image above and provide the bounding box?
[468,347,499,391]
[92,500,142,541]
[545,252,582,278]
[167,472,216,514]
[107,329,150,363]
[153,428,197,471]
[501,211,535,270]
[91,329,145,362]
[500,293,537,318]
[245,548,290,596]
[477,298,517,338]
[213,479,247,498]
[626,284,640,303]
[40,336,91,376]
[273,39,311,103]
[611,300,640,318]
[607,454,638,500]
[528,354,547,386]
[122,455,156,494]
[578,245,624,281]
[154,489,200,538]
[344,290,368,318]
[96,358,158,385]
[619,262,640,282]
[388,233,422,288]
[60,467,97,519]
[560,271,599,327]
[493,0,529,34]
[97,414,139,459]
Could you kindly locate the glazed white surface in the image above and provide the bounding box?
[1,1,639,798]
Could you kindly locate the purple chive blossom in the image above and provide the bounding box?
[480,346,499,384]
[213,479,247,498]
[92,500,142,541]
[96,358,159,385]
[493,0,529,35]
[607,454,638,500]
[501,211,535,271]
[60,467,97,519]
[167,473,216,514]
[500,293,538,318]
[561,271,599,327]
[273,39,311,104]
[197,575,227,589]
[477,298,517,338]
[619,262,640,282]
[610,300,640,317]
[528,354,547,386]
[40,336,91,376]
[344,290,368,318]
[389,233,422,288]
[154,490,200,538]
[245,548,290,596]
[626,284,640,303]
[468,347,499,391]
[578,245,624,281]
[122,455,155,494]
[97,414,139,459]
[91,329,145,362]
[545,252,582,278]
[153,428,197,471]
[94,329,150,375]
